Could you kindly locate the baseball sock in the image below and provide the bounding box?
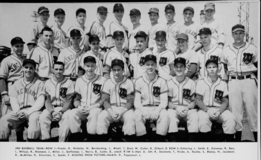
[27,138,40,142]
[224,134,235,142]
[235,131,242,142]
[253,132,257,142]
[69,132,83,142]
[97,134,109,142]
[136,135,148,142]
[87,134,97,142]
[188,133,198,142]
[156,134,167,142]
[122,135,136,142]
[200,132,212,142]
[167,132,179,142]
[0,139,9,141]
[16,131,24,142]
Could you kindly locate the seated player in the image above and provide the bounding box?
[39,61,75,142]
[68,56,106,142]
[167,57,199,142]
[97,59,135,142]
[195,59,236,142]
[0,59,45,142]
[134,54,169,142]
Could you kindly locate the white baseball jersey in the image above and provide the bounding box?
[155,49,175,80]
[89,21,106,48]
[30,21,49,44]
[195,77,228,107]
[9,77,45,108]
[135,74,168,106]
[222,42,257,76]
[201,20,226,45]
[129,48,153,79]
[179,22,200,49]
[102,76,134,107]
[148,23,165,52]
[57,46,85,76]
[79,50,103,76]
[176,49,200,73]
[165,22,181,52]
[51,25,69,50]
[27,43,59,78]
[128,24,148,52]
[67,23,88,50]
[44,77,75,107]
[167,77,196,105]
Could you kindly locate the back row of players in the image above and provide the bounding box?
[0,2,258,142]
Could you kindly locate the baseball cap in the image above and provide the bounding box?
[113,31,124,39]
[205,58,218,68]
[174,57,186,66]
[183,6,194,14]
[155,30,166,39]
[165,4,175,12]
[54,8,65,16]
[205,3,215,10]
[84,56,96,64]
[38,6,49,14]
[27,40,37,46]
[144,54,157,64]
[89,34,100,43]
[232,24,245,33]
[11,37,25,46]
[70,29,82,37]
[23,59,36,68]
[111,59,124,69]
[76,8,86,16]
[97,6,108,13]
[148,8,159,14]
[200,10,205,15]
[134,31,147,39]
[198,28,212,35]
[130,9,141,16]
[113,3,124,12]
[176,33,189,40]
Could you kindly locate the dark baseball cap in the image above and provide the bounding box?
[205,3,215,10]
[70,29,82,37]
[130,8,141,16]
[38,6,49,14]
[198,28,212,35]
[11,37,25,46]
[183,6,194,14]
[155,30,166,39]
[54,8,65,16]
[144,54,157,64]
[148,8,159,14]
[113,3,124,12]
[165,4,175,12]
[200,10,205,15]
[174,57,186,66]
[23,59,36,68]
[27,40,37,45]
[113,30,124,39]
[76,8,86,16]
[89,34,100,43]
[232,24,245,33]
[205,59,218,68]
[84,56,96,64]
[111,59,124,69]
[97,6,108,13]
[176,33,189,40]
[134,31,147,39]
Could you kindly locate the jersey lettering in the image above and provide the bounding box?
[139,57,146,66]
[183,88,191,101]
[214,89,223,104]
[119,88,127,99]
[242,53,253,65]
[153,86,160,97]
[60,87,67,98]
[10,62,21,72]
[93,83,102,95]
[159,57,167,66]
[17,88,36,98]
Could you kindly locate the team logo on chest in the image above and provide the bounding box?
[60,87,67,98]
[139,57,146,66]
[214,89,223,104]
[119,88,127,99]
[183,88,191,101]
[159,57,167,66]
[93,83,102,95]
[152,86,161,97]
[242,53,253,65]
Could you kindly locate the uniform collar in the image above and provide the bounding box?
[38,42,53,52]
[203,76,221,87]
[172,76,189,85]
[50,76,68,85]
[142,73,158,84]
[111,75,126,85]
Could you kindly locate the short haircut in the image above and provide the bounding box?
[76,8,86,16]
[40,26,53,34]
[53,61,65,68]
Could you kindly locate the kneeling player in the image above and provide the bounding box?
[167,57,199,142]
[0,59,45,141]
[195,59,236,142]
[97,59,135,142]
[134,54,169,142]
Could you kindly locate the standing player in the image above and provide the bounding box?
[195,59,236,142]
[68,56,106,141]
[0,59,45,142]
[97,59,135,142]
[39,61,75,142]
[134,54,169,142]
[28,27,59,81]
[129,31,153,80]
[167,57,198,142]
[222,24,258,142]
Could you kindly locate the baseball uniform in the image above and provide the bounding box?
[165,22,181,52]
[148,23,165,53]
[89,21,107,49]
[179,23,200,49]
[51,25,69,51]
[155,49,175,80]
[128,25,148,53]
[79,51,103,76]
[30,21,49,44]
[67,24,88,50]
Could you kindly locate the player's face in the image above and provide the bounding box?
[71,36,82,46]
[174,63,186,76]
[39,12,50,23]
[205,9,215,20]
[177,39,188,50]
[206,62,218,76]
[165,9,175,22]
[114,37,124,48]
[84,62,96,76]
[23,63,35,78]
[97,12,107,22]
[135,37,147,51]
[149,13,159,24]
[54,14,65,27]
[112,65,124,80]
[130,15,140,25]
[42,31,53,46]
[90,41,100,52]
[145,60,156,74]
[114,10,124,22]
[232,31,245,44]
[155,37,166,50]
[183,10,194,22]
[76,12,86,25]
[12,43,24,56]
[200,34,211,47]
[53,64,64,79]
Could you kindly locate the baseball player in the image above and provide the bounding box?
[167,57,198,142]
[129,31,153,80]
[154,30,175,80]
[80,35,103,76]
[27,27,59,81]
[200,10,205,25]
[30,6,50,44]
[97,59,135,142]
[222,24,258,142]
[195,59,236,142]
[39,61,75,142]
[27,41,37,52]
[134,54,169,142]
[68,56,106,142]
[106,3,129,52]
[147,7,164,53]
[58,29,85,81]
[103,31,130,79]
[51,8,69,52]
[0,59,45,142]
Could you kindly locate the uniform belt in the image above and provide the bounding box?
[230,75,251,80]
